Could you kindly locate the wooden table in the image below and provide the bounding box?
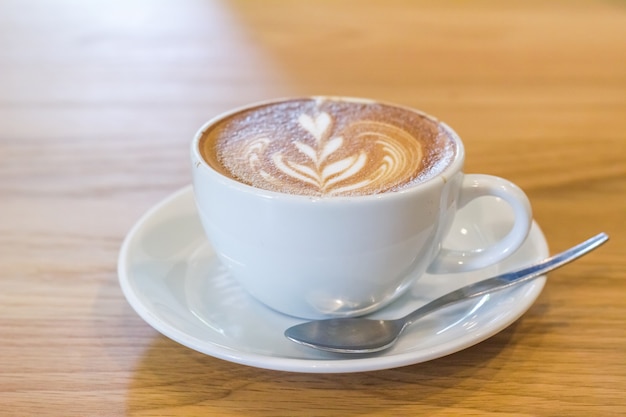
[1,1,624,415]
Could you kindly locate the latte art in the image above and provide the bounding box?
[242,112,423,196]
[201,98,455,197]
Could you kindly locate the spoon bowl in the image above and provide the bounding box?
[285,233,608,353]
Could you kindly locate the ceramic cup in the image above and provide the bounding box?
[191,97,532,319]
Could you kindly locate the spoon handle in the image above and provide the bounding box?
[402,232,609,326]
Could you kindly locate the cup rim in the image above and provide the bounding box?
[191,96,466,203]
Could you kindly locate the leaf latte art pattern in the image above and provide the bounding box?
[239,111,424,196]
[203,99,452,197]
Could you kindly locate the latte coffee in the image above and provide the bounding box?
[192,97,532,318]
[199,97,456,197]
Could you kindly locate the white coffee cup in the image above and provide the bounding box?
[191,97,532,319]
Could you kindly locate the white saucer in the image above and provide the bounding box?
[118,186,548,373]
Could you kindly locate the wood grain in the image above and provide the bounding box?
[1,0,624,415]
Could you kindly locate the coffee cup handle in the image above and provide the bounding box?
[428,174,533,274]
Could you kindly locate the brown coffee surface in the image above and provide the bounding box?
[200,98,456,197]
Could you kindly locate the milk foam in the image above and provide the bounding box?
[202,99,455,197]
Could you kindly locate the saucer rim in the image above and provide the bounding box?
[118,185,548,373]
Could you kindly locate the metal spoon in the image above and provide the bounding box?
[285,233,609,353]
